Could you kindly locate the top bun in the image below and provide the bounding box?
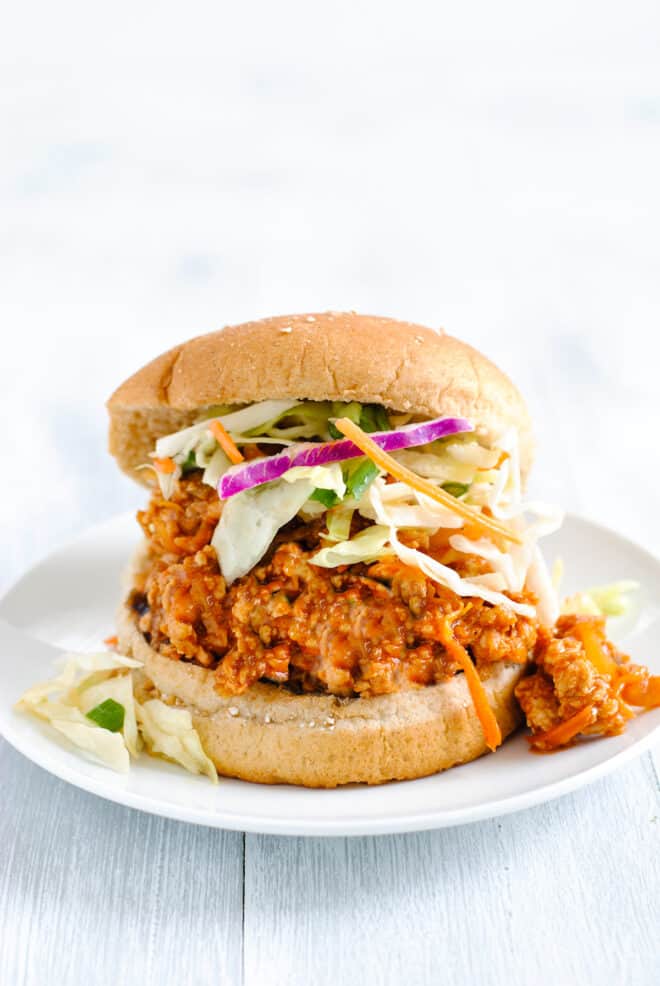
[107,312,534,484]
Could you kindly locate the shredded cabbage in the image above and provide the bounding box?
[446,502,561,600]
[297,500,328,520]
[481,427,522,517]
[136,699,217,782]
[449,533,520,588]
[256,400,391,442]
[292,426,561,624]
[247,401,333,440]
[216,401,302,435]
[154,400,300,463]
[390,440,507,505]
[551,557,564,590]
[77,673,141,758]
[46,709,131,772]
[17,651,142,708]
[392,448,475,485]
[390,526,535,617]
[192,433,219,469]
[282,463,346,499]
[202,447,231,488]
[150,401,378,496]
[380,500,464,530]
[526,546,560,626]
[15,651,144,772]
[325,505,354,541]
[562,580,639,618]
[357,482,463,529]
[16,649,218,780]
[589,581,640,615]
[150,401,513,514]
[310,525,392,567]
[445,442,500,468]
[365,477,536,617]
[152,463,182,500]
[212,478,315,583]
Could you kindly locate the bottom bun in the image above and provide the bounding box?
[118,583,526,787]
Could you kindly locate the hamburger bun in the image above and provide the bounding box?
[109,313,533,786]
[107,311,534,485]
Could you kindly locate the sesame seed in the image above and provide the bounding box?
[415,335,424,343]
[324,716,336,727]
[264,714,272,724]
[279,326,292,333]
[305,315,316,322]
[228,706,239,717]
[308,721,315,728]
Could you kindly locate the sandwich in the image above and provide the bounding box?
[106,312,659,786]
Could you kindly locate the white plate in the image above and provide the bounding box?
[1,512,659,836]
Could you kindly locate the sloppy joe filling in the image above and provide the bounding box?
[133,475,537,697]
[516,615,649,749]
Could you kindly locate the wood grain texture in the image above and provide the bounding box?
[0,742,244,986]
[244,758,660,986]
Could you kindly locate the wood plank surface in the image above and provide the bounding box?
[244,758,660,986]
[0,742,244,986]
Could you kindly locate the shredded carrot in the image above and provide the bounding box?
[153,456,177,474]
[104,635,119,647]
[574,622,619,678]
[208,419,244,465]
[621,675,660,709]
[527,704,596,749]
[437,609,502,752]
[333,418,521,545]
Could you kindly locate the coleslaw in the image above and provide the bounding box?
[140,398,565,622]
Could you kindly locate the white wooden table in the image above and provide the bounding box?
[2,4,660,982]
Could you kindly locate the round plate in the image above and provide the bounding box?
[1,512,659,836]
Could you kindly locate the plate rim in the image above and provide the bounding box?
[2,709,659,836]
[1,510,659,837]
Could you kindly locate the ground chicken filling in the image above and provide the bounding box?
[516,615,651,749]
[131,474,653,748]
[133,476,536,697]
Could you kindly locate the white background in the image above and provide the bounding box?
[1,3,659,984]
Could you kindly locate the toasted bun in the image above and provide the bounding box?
[107,312,533,484]
[118,542,526,787]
